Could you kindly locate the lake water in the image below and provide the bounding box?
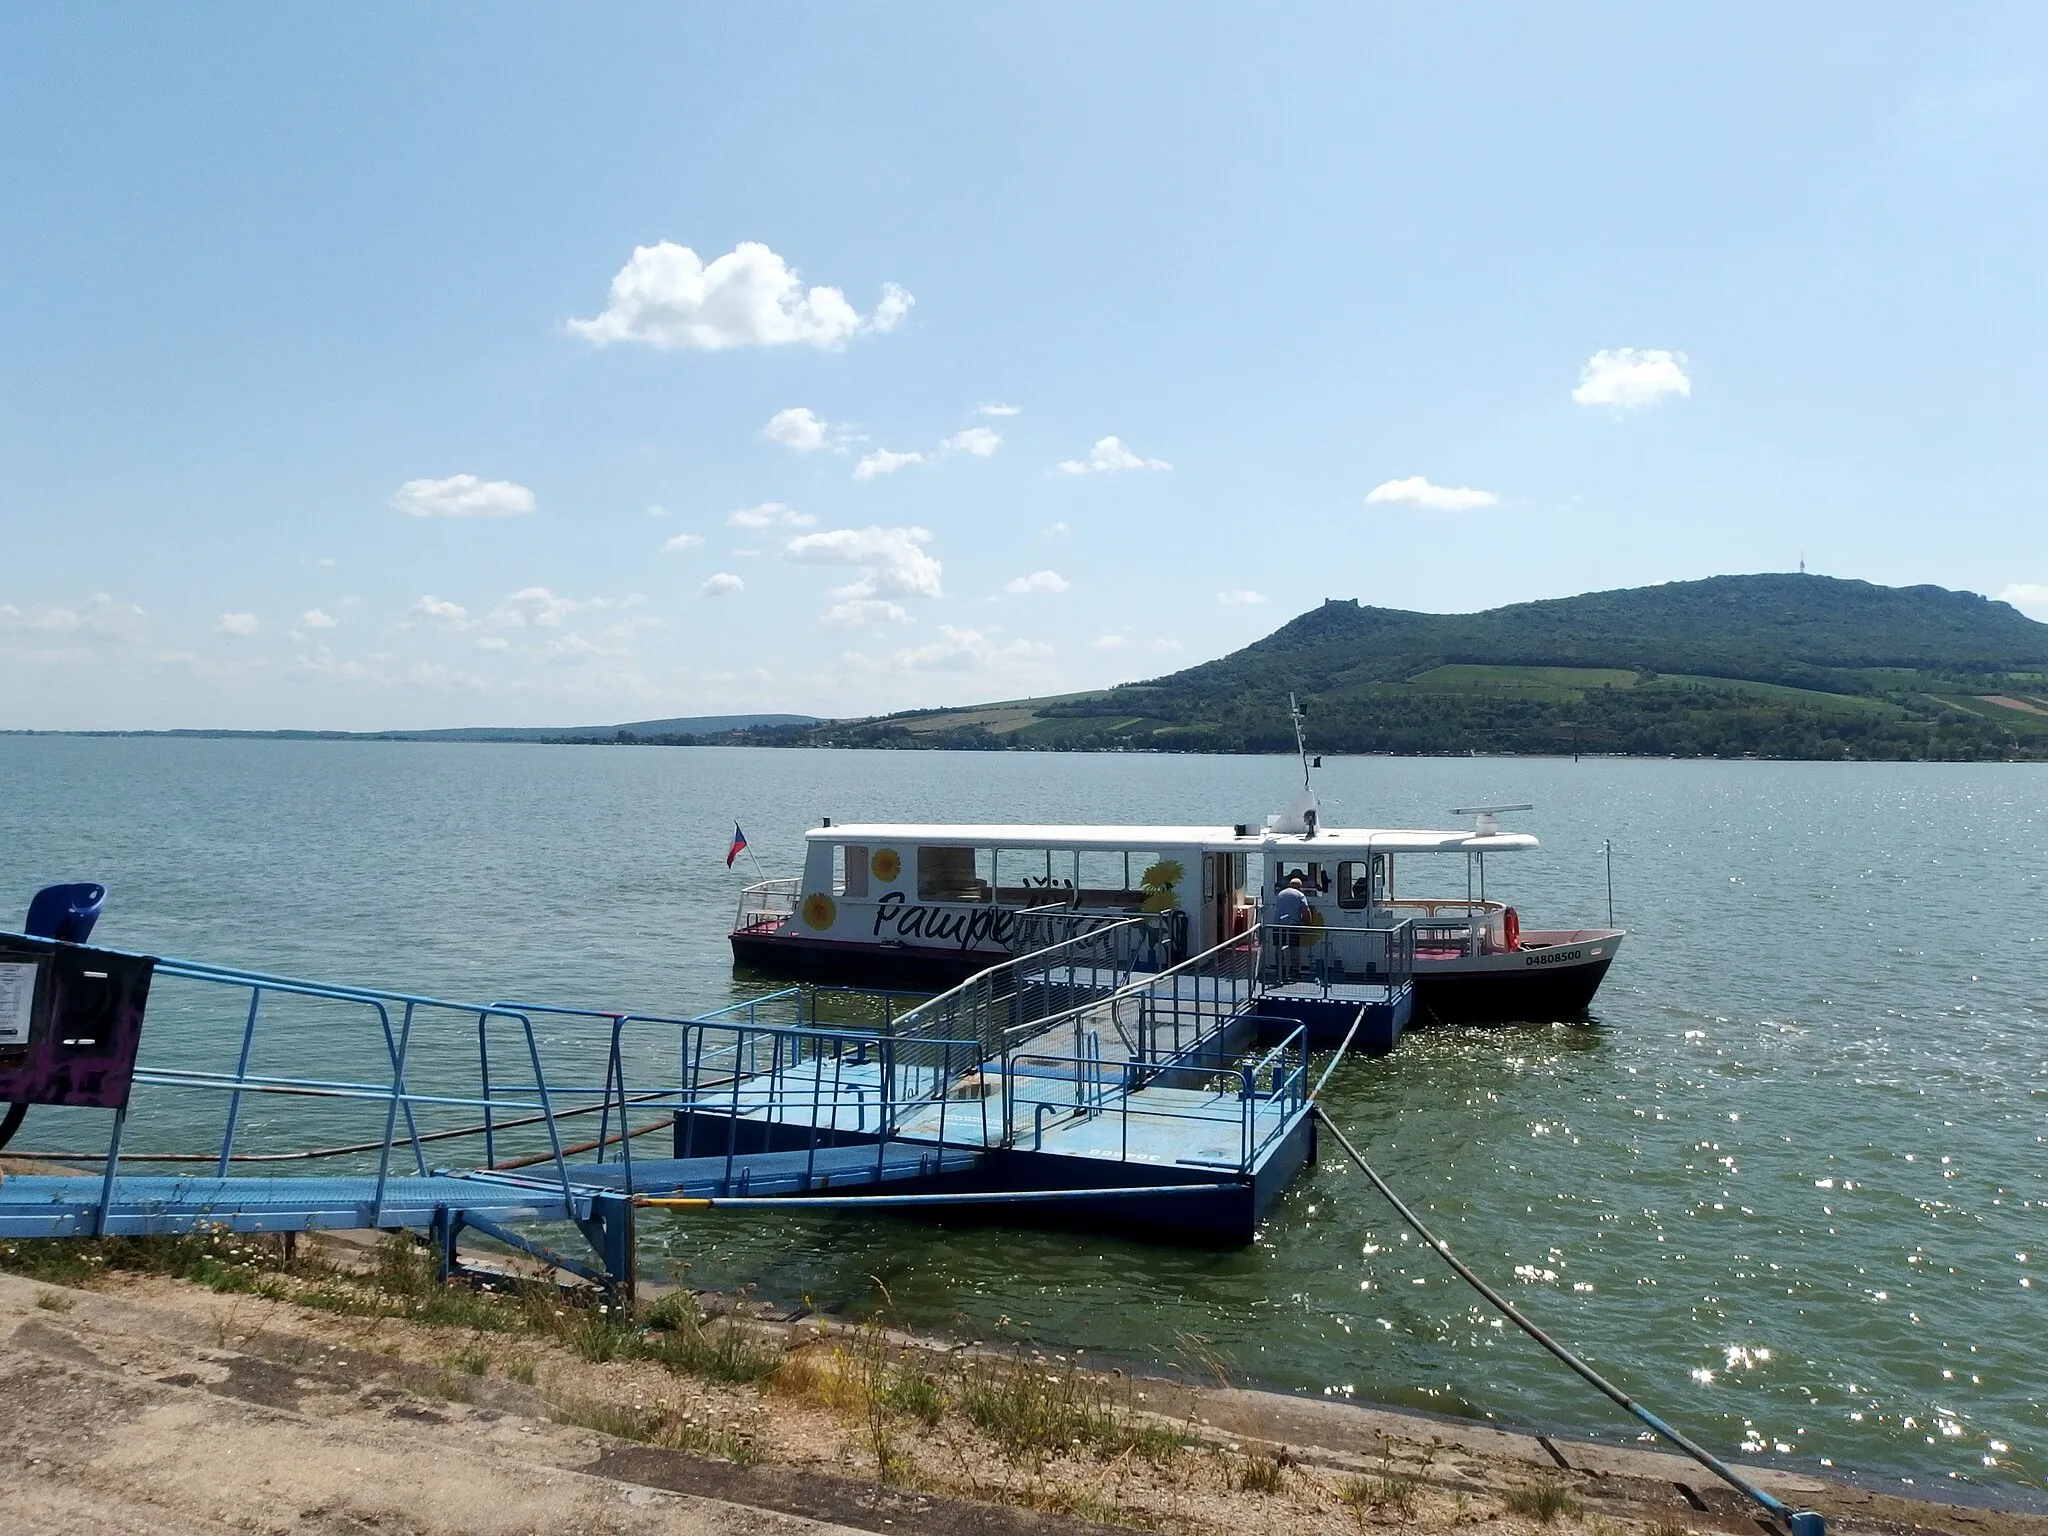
[1,737,2041,1502]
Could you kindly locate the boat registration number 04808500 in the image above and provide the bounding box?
[1523,948,1583,967]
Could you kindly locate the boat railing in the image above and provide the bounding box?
[734,877,800,932]
[1260,919,1417,991]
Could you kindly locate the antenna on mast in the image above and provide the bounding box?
[1289,692,1320,837]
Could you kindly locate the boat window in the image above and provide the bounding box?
[839,845,869,898]
[1274,860,1329,895]
[994,848,1070,903]
[917,846,987,902]
[1336,860,1371,910]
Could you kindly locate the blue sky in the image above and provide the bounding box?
[3,5,2045,730]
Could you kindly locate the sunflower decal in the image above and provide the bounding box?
[870,848,902,884]
[800,892,838,930]
[1138,858,1184,913]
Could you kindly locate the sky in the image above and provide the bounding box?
[3,5,2046,731]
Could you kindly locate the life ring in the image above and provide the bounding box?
[1501,906,1520,951]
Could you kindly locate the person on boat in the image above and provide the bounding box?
[1270,874,1311,979]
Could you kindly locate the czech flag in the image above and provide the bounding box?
[726,823,749,868]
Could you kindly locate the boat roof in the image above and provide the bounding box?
[808,823,1537,854]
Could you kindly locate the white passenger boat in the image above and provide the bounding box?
[728,802,1623,1026]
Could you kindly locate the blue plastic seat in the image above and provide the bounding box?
[23,882,105,943]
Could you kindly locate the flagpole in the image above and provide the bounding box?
[730,819,771,882]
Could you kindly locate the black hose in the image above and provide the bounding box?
[1312,1105,1822,1535]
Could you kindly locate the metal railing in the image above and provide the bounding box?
[887,914,1155,1062]
[733,877,800,932]
[1258,919,1417,991]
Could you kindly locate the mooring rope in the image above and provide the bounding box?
[1311,1104,1822,1536]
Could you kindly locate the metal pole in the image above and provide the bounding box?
[1605,839,1615,927]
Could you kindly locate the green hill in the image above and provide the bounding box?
[807,575,2048,760]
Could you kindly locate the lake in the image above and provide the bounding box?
[1,736,2041,1502]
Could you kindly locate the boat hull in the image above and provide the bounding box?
[733,926,1622,1026]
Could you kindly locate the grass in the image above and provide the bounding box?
[33,1288,75,1312]
[549,1392,761,1464]
[1236,1453,1287,1494]
[955,1354,1184,1466]
[1503,1481,1583,1524]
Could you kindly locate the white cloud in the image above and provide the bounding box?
[212,612,260,636]
[943,427,1003,457]
[785,525,943,600]
[1092,633,1129,650]
[888,625,1053,674]
[392,474,535,518]
[701,573,745,597]
[0,594,149,649]
[1572,348,1692,411]
[486,587,622,629]
[1151,637,1184,651]
[977,403,1022,417]
[568,241,911,351]
[1365,476,1500,513]
[1057,436,1171,474]
[761,406,856,454]
[475,636,511,653]
[410,595,472,627]
[871,285,914,333]
[726,502,815,529]
[300,609,338,630]
[1218,590,1266,606]
[853,447,927,482]
[1999,582,2048,620]
[1005,570,1070,595]
[1042,521,1069,538]
[646,504,669,518]
[821,598,912,627]
[661,532,706,552]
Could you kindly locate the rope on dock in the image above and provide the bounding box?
[1311,1105,1823,1536]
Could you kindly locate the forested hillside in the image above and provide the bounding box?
[789,575,2048,760]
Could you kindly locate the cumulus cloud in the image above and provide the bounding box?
[701,573,745,597]
[1057,436,1171,474]
[1218,590,1266,606]
[1042,521,1069,538]
[944,427,1002,457]
[785,525,943,600]
[1092,633,1129,650]
[1004,570,1070,595]
[485,587,632,629]
[1572,348,1692,411]
[853,448,927,482]
[976,403,1022,417]
[0,594,149,649]
[391,474,535,518]
[661,532,706,552]
[568,241,911,351]
[475,636,511,653]
[1151,638,1184,651]
[2000,582,2048,620]
[410,596,472,627]
[212,612,259,635]
[1365,476,1500,513]
[726,502,815,529]
[300,609,339,630]
[761,406,857,453]
[888,625,1052,674]
[821,598,912,627]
